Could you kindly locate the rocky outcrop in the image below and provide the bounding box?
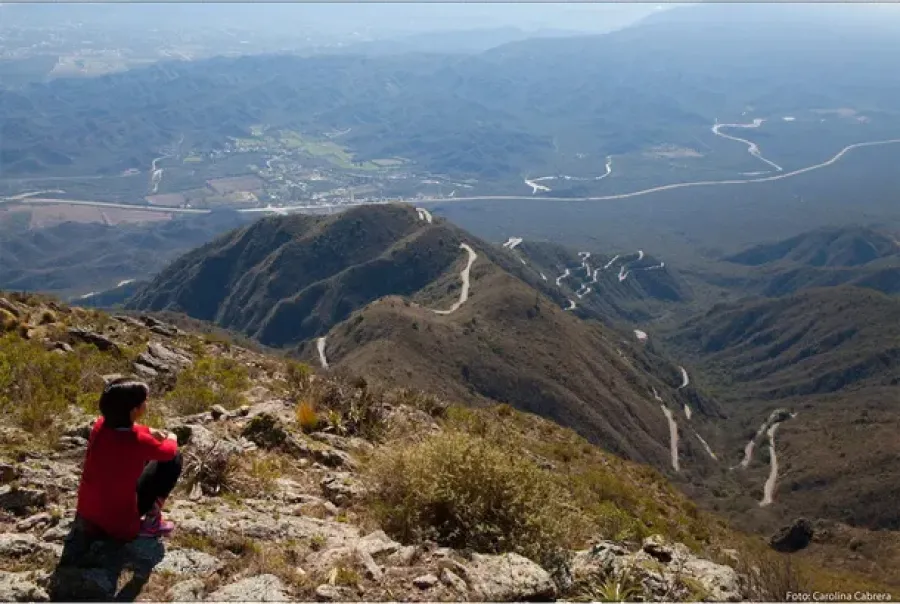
[66,328,121,354]
[134,341,193,376]
[209,574,289,601]
[770,518,814,553]
[570,536,743,602]
[466,553,557,601]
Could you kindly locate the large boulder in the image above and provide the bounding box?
[466,552,557,601]
[769,518,814,553]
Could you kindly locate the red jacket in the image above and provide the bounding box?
[76,417,178,540]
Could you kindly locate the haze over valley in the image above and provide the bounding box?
[2,2,900,598]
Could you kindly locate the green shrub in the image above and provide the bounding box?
[0,334,129,436]
[285,361,313,401]
[164,357,250,415]
[367,431,579,566]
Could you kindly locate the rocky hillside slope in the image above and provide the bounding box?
[0,291,788,602]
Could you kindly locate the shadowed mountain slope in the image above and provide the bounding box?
[128,205,719,470]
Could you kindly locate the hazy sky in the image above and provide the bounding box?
[0,2,671,36]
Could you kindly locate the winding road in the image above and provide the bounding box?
[564,299,577,311]
[578,251,592,276]
[555,269,571,286]
[432,243,478,315]
[677,366,690,390]
[7,136,900,219]
[712,118,784,173]
[523,156,614,194]
[759,423,781,507]
[737,424,767,470]
[660,404,680,472]
[420,138,900,204]
[316,337,329,370]
[693,430,718,461]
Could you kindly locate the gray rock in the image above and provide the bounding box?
[386,545,417,567]
[643,534,677,563]
[315,584,356,601]
[312,447,356,469]
[151,324,180,338]
[133,362,159,378]
[0,485,47,515]
[440,568,468,592]
[0,571,49,602]
[321,472,366,506]
[41,517,75,542]
[57,436,88,451]
[54,342,74,353]
[681,557,743,602]
[148,341,192,366]
[156,548,224,574]
[113,315,146,329]
[63,421,94,440]
[208,574,288,601]
[15,512,54,532]
[0,534,49,557]
[310,432,375,453]
[413,574,439,589]
[66,328,121,353]
[210,405,228,420]
[466,553,556,601]
[168,578,206,602]
[0,298,22,317]
[177,423,244,456]
[437,558,469,578]
[137,341,192,374]
[355,548,383,581]
[356,530,401,559]
[570,540,628,584]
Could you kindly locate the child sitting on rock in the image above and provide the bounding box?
[76,378,182,539]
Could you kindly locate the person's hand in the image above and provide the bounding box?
[149,428,167,441]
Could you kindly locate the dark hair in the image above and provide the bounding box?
[98,378,149,429]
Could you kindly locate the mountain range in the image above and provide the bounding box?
[3,3,900,179]
[127,205,715,469]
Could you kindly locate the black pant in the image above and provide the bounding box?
[136,453,182,517]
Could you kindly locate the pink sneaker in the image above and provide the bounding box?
[139,512,175,538]
[139,498,174,538]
